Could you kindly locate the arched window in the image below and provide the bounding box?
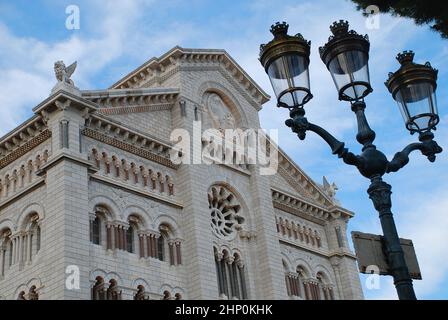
[296,267,307,300]
[316,272,335,300]
[284,260,300,298]
[127,215,147,256]
[214,249,248,300]
[126,225,134,253]
[0,229,12,276]
[91,216,101,245]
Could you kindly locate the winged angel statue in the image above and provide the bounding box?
[54,61,77,86]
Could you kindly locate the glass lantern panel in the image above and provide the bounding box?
[267,53,310,107]
[395,82,437,131]
[328,50,370,100]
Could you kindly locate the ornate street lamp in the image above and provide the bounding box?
[385,50,439,135]
[319,20,372,101]
[259,22,312,108]
[259,20,443,300]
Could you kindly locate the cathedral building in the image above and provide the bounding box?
[0,47,363,300]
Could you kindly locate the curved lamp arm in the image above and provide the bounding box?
[386,133,443,173]
[285,110,361,167]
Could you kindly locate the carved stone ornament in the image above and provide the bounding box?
[54,61,77,85]
[51,60,80,95]
[205,93,236,132]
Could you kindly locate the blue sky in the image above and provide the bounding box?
[0,0,447,300]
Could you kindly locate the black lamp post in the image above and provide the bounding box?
[259,20,443,300]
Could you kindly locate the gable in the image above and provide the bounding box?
[109,47,270,107]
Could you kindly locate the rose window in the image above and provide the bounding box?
[208,185,244,240]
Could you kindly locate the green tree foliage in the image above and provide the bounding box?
[351,0,448,38]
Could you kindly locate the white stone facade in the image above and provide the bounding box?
[0,47,363,300]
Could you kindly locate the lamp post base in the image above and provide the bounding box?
[367,177,417,300]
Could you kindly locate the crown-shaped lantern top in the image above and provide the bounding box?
[259,21,311,71]
[330,20,349,36]
[319,20,370,66]
[385,50,438,99]
[396,50,415,65]
[270,21,289,38]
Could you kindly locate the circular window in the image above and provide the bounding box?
[208,185,244,240]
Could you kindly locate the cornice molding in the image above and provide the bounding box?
[0,130,52,169]
[82,88,179,110]
[96,103,172,115]
[271,188,353,224]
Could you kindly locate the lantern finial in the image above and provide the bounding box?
[396,51,415,65]
[330,20,349,36]
[270,22,289,38]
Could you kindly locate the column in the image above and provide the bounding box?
[215,252,224,296]
[138,234,144,258]
[12,236,17,265]
[122,226,127,252]
[168,241,175,265]
[89,212,95,243]
[295,276,301,297]
[323,287,329,300]
[220,259,229,298]
[106,225,112,250]
[146,234,153,258]
[285,275,291,296]
[289,275,296,296]
[21,233,27,264]
[226,257,235,298]
[28,231,33,262]
[238,262,247,300]
[114,225,119,250]
[231,261,240,299]
[0,247,5,277]
[153,235,159,258]
[175,241,182,265]
[304,281,310,300]
[329,287,335,300]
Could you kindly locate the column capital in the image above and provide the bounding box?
[215,252,224,261]
[144,229,160,237]
[225,256,234,265]
[108,220,129,229]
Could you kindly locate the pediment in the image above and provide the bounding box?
[108,46,270,108]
